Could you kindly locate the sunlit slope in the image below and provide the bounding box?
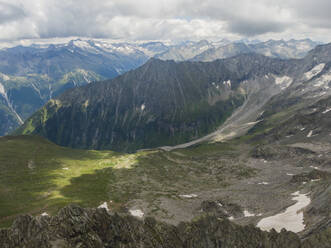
[0,135,253,227]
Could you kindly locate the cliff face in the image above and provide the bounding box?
[3,204,327,248]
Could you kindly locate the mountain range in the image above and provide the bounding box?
[15,54,286,151]
[17,43,331,152]
[0,40,330,247]
[0,38,320,136]
[0,39,152,135]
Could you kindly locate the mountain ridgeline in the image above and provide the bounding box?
[17,53,294,152]
[0,40,151,136]
[16,43,331,152]
[0,38,319,136]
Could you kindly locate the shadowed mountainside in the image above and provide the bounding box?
[17,53,297,152]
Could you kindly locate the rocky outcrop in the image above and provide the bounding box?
[291,170,331,183]
[1,204,329,248]
[251,145,316,160]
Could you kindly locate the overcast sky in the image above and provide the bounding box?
[0,0,331,43]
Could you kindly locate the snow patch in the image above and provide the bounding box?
[0,82,27,123]
[322,107,331,114]
[223,80,231,88]
[228,216,234,220]
[286,173,294,176]
[31,83,42,99]
[0,72,10,81]
[129,209,144,218]
[314,92,327,98]
[307,130,313,138]
[77,69,92,83]
[98,202,110,212]
[141,104,145,111]
[41,212,49,216]
[314,81,324,87]
[179,194,198,198]
[48,84,53,99]
[258,182,269,185]
[256,191,311,233]
[73,40,98,53]
[313,72,331,87]
[274,75,293,90]
[311,179,320,182]
[245,121,261,126]
[211,82,221,90]
[304,63,325,80]
[114,68,124,75]
[244,210,255,217]
[0,83,5,95]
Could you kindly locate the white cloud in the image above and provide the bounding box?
[0,0,330,42]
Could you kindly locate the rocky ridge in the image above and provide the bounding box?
[1,204,329,248]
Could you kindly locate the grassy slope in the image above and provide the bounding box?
[0,135,255,228]
[0,135,125,227]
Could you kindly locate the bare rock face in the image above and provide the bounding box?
[0,205,182,248]
[251,145,316,160]
[2,204,330,248]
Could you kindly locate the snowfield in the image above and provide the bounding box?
[257,191,311,233]
[274,75,293,90]
[304,63,325,80]
[98,202,110,212]
[129,209,144,218]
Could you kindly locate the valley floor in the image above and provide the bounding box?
[0,135,330,241]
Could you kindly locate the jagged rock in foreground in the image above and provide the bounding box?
[0,205,329,248]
